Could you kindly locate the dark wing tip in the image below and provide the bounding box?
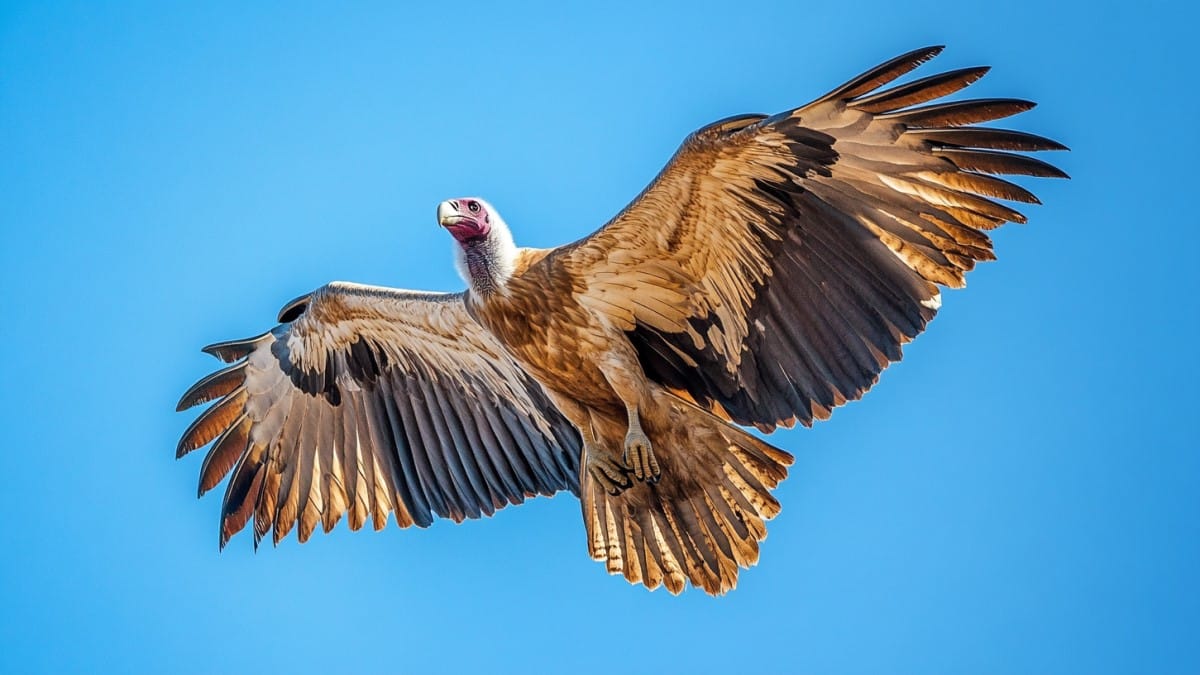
[906,128,1069,153]
[202,332,271,363]
[277,293,312,323]
[176,386,246,459]
[849,65,993,114]
[887,98,1037,128]
[899,44,946,65]
[196,416,251,498]
[868,44,944,88]
[176,363,245,412]
[816,45,947,105]
[935,147,1069,179]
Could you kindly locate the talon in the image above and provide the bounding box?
[586,450,632,496]
[623,431,661,483]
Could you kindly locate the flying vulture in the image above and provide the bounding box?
[176,46,1066,595]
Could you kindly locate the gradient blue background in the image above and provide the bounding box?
[2,2,1196,673]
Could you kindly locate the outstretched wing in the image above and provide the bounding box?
[176,281,582,548]
[550,46,1067,431]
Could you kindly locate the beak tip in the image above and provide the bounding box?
[436,200,453,227]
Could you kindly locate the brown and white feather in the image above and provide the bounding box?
[546,45,1066,431]
[178,282,582,548]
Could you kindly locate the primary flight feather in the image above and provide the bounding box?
[177,46,1066,595]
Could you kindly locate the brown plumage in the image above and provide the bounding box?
[176,46,1066,594]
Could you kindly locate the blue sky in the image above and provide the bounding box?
[2,2,1196,673]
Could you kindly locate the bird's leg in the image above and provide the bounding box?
[621,402,659,484]
[598,349,661,484]
[545,389,631,495]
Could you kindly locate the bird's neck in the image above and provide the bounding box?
[455,229,517,297]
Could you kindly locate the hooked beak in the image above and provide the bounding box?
[437,200,465,227]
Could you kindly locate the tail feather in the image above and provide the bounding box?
[581,395,794,595]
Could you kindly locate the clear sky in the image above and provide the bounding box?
[2,2,1196,673]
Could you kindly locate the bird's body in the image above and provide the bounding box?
[463,250,610,410]
[176,46,1066,595]
[446,212,795,595]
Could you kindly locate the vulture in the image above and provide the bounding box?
[176,46,1067,595]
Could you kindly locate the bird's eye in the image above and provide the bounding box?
[467,201,481,213]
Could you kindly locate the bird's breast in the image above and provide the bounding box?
[472,280,618,408]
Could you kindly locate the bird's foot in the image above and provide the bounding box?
[623,430,660,484]
[586,449,632,496]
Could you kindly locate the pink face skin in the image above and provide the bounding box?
[439,198,492,244]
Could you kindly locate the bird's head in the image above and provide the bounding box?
[438,197,517,293]
[437,197,495,244]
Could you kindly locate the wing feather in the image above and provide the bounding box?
[908,127,1068,151]
[850,66,990,113]
[177,363,245,412]
[177,282,581,547]
[414,376,478,520]
[425,377,495,515]
[816,45,945,102]
[933,147,1070,178]
[548,46,1065,429]
[294,396,321,543]
[176,387,247,458]
[388,376,456,520]
[445,391,504,511]
[336,393,364,530]
[320,398,347,533]
[270,394,306,545]
[883,98,1036,126]
[471,405,526,501]
[197,414,249,497]
[358,384,422,528]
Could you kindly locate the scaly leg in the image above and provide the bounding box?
[622,403,660,483]
[597,346,662,484]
